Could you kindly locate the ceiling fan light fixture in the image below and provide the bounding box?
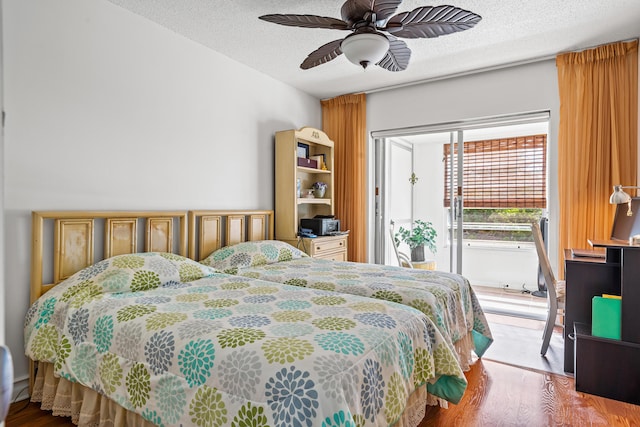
[340,32,389,69]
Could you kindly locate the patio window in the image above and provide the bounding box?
[444,134,547,242]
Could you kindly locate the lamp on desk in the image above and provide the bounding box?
[609,185,640,215]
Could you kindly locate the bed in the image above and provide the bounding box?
[188,211,493,372]
[26,210,467,426]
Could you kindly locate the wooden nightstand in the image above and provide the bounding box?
[302,234,348,261]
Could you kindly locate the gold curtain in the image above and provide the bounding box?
[321,93,367,262]
[557,40,638,269]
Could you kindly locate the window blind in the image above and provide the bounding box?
[444,134,547,208]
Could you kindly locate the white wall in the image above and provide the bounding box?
[367,61,561,276]
[2,0,320,392]
[0,1,4,349]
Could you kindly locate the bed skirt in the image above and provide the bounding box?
[31,362,154,427]
[31,361,444,426]
[455,331,476,372]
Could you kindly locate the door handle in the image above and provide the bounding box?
[453,196,458,220]
[454,196,463,220]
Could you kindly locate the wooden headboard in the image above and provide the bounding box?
[31,211,188,304]
[188,210,274,261]
[31,210,275,302]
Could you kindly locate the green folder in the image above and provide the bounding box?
[592,296,621,340]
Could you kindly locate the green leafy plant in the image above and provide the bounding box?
[395,220,437,254]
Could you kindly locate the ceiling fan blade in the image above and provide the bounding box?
[385,5,481,39]
[341,0,402,26]
[377,38,411,72]
[300,39,344,70]
[259,14,349,30]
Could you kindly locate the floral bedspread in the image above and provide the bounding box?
[200,241,493,360]
[25,253,467,427]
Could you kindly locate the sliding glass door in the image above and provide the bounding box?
[373,111,550,290]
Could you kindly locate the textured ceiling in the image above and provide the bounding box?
[106,0,640,99]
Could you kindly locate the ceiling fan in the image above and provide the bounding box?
[259,0,482,72]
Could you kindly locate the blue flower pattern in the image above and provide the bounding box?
[316,332,365,356]
[145,330,175,375]
[265,366,319,427]
[78,259,109,280]
[68,308,90,344]
[361,359,385,422]
[229,315,271,328]
[354,312,397,329]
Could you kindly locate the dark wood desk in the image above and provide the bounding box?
[564,240,640,404]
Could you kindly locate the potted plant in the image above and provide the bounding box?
[312,181,327,198]
[395,219,437,262]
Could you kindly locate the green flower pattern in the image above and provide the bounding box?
[146,312,188,331]
[99,353,123,395]
[384,373,408,423]
[413,348,434,387]
[261,337,314,363]
[217,328,266,349]
[54,335,72,372]
[204,298,239,308]
[312,295,347,306]
[312,317,357,331]
[309,281,336,291]
[126,362,151,408]
[25,251,468,427]
[189,385,228,427]
[131,270,161,292]
[117,304,157,322]
[283,278,308,288]
[113,255,145,269]
[272,310,312,322]
[176,293,209,303]
[30,325,58,360]
[68,283,103,309]
[232,402,268,427]
[220,281,250,290]
[179,263,209,282]
[348,301,388,313]
[371,290,403,304]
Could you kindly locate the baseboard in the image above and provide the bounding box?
[11,376,29,403]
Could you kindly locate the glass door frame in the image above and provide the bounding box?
[450,130,463,275]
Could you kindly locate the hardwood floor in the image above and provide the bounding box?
[8,359,639,426]
[6,400,74,426]
[421,359,640,426]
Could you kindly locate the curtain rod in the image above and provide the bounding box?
[321,37,639,99]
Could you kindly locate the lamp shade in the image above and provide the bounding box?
[341,33,389,69]
[610,185,632,204]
